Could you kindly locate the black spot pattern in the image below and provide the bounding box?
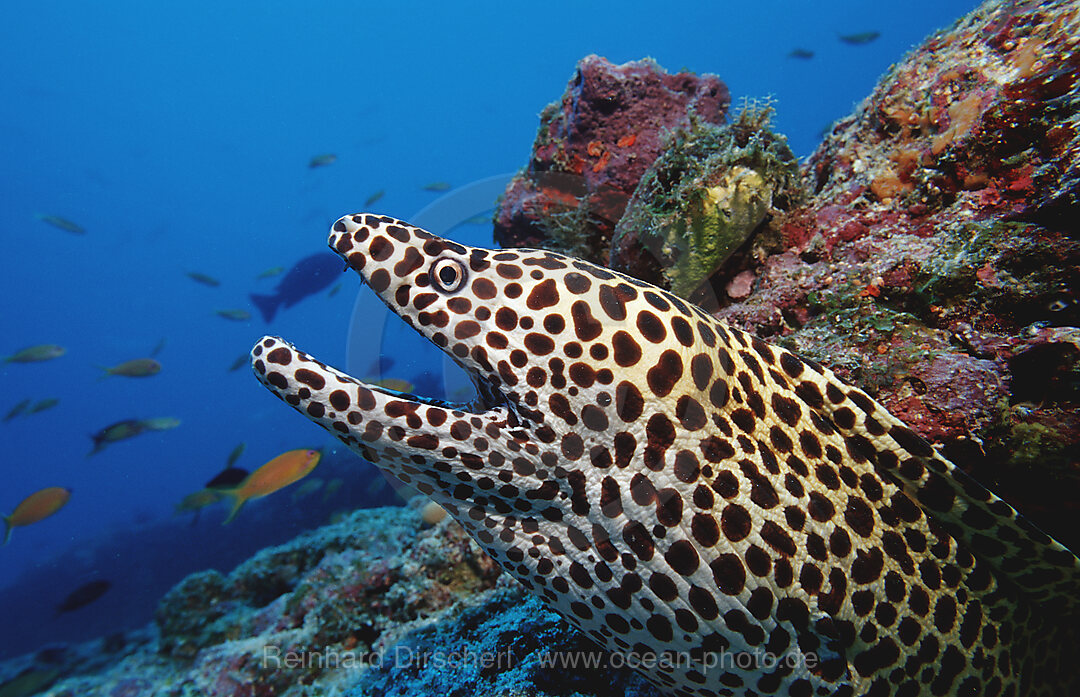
[249,215,1080,697]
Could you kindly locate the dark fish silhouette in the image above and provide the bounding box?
[88,417,179,455]
[250,253,342,322]
[55,580,111,614]
[206,466,249,489]
[89,420,148,455]
[839,30,881,45]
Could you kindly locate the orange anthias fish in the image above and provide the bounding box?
[220,449,321,524]
[3,487,71,545]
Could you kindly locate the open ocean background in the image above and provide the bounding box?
[1,0,974,660]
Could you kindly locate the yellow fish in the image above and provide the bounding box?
[100,358,161,378]
[4,344,65,363]
[220,449,321,524]
[3,487,71,545]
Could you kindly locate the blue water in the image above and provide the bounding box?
[1,0,975,656]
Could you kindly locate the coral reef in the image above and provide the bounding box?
[493,55,729,264]
[0,447,393,662]
[493,0,1080,549]
[3,1,1078,694]
[0,503,652,697]
[349,585,657,697]
[721,0,1080,547]
[806,0,1079,221]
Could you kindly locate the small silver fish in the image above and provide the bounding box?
[4,344,66,363]
[35,213,85,234]
[839,30,881,45]
[27,398,59,414]
[216,309,251,322]
[186,272,221,287]
[309,153,338,168]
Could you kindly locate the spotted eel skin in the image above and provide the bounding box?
[252,214,1080,697]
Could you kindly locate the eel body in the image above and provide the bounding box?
[252,213,1080,696]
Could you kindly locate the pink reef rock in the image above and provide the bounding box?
[494,55,729,264]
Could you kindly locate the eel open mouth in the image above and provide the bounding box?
[250,212,537,475]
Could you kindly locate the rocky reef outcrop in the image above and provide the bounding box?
[494,0,1080,549]
[493,55,730,265]
[0,504,655,697]
[721,0,1080,548]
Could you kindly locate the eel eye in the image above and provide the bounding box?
[431,258,467,293]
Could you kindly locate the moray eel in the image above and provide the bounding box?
[252,214,1080,697]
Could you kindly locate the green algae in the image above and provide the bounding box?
[544,193,602,261]
[782,277,941,394]
[913,220,1079,325]
[614,100,802,298]
[987,400,1075,480]
[1007,419,1069,468]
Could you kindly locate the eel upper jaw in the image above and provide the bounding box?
[331,220,527,427]
[350,283,525,425]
